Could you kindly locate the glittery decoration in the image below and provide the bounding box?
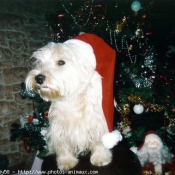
[117,122,132,138]
[115,16,127,34]
[128,94,164,112]
[120,104,131,115]
[116,103,132,137]
[130,45,156,89]
[166,116,175,135]
[143,170,161,175]
[143,46,156,78]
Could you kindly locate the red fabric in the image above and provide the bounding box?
[73,33,116,132]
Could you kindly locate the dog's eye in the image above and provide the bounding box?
[58,60,65,66]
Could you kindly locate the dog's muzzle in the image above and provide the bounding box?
[35,74,45,85]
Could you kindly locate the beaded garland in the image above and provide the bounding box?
[61,0,94,28]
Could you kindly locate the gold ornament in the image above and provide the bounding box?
[116,24,122,33]
[142,170,161,175]
[120,104,130,115]
[149,104,164,112]
[117,104,131,130]
[128,94,143,103]
[115,16,127,34]
[143,170,152,175]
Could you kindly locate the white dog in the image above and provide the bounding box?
[25,34,121,170]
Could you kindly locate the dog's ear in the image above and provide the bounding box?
[64,39,96,69]
[30,42,57,62]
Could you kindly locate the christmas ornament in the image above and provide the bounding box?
[115,16,127,34]
[149,104,164,112]
[143,170,162,175]
[32,118,39,125]
[135,28,144,38]
[120,104,130,115]
[133,104,144,114]
[128,94,143,104]
[44,112,49,119]
[127,94,164,112]
[114,100,132,137]
[137,132,173,174]
[166,116,175,135]
[121,42,156,89]
[167,122,175,135]
[131,1,141,12]
[27,115,33,123]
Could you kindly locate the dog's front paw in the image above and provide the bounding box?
[57,156,79,170]
[90,150,112,166]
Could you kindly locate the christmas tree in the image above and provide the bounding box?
[46,0,175,150]
[11,83,50,158]
[11,0,175,157]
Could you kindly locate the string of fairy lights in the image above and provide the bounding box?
[60,0,95,28]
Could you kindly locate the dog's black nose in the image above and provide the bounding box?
[35,74,45,85]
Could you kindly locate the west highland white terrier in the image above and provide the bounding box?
[25,34,121,170]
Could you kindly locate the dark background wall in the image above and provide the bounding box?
[0,0,57,168]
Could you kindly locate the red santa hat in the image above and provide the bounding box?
[64,33,122,148]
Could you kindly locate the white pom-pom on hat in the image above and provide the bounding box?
[102,130,123,149]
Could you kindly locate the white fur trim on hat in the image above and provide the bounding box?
[64,39,96,68]
[102,130,123,149]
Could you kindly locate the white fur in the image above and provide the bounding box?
[137,134,173,175]
[25,40,112,170]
